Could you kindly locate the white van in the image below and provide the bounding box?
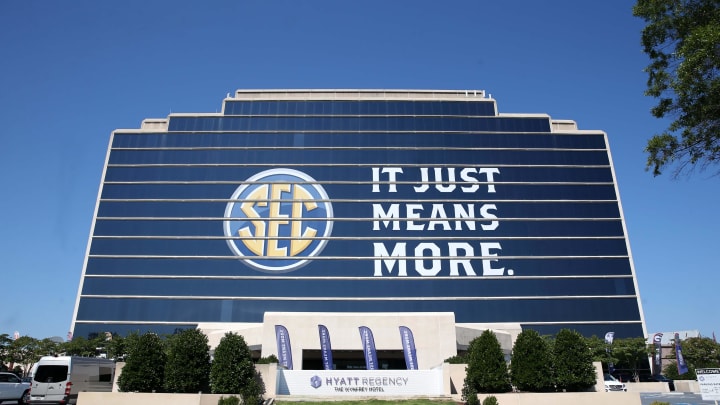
[28,356,115,404]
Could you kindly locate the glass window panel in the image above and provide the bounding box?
[100,181,617,201]
[169,115,550,132]
[81,276,635,298]
[75,297,641,323]
[92,218,625,238]
[87,237,628,257]
[97,200,621,220]
[72,320,643,342]
[85,257,633,277]
[120,141,386,160]
[220,100,498,117]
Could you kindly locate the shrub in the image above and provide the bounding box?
[210,332,265,404]
[510,329,555,392]
[217,396,241,405]
[444,354,468,364]
[464,330,512,393]
[256,354,279,364]
[164,329,211,393]
[649,402,670,405]
[553,329,596,392]
[118,332,166,392]
[482,395,499,405]
[462,384,479,405]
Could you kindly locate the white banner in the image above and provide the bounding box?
[697,368,720,401]
[276,369,443,396]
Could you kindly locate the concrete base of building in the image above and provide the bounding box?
[79,392,250,405]
[198,312,523,369]
[469,392,642,405]
[624,381,670,392]
[673,380,699,392]
[79,391,643,405]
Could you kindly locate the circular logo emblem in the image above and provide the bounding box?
[310,375,322,389]
[224,169,333,272]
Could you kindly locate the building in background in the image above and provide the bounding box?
[70,89,646,369]
[647,329,700,375]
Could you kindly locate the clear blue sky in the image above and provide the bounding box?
[1,0,717,340]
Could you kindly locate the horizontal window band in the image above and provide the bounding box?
[107,163,611,168]
[151,130,565,135]
[84,256,634,278]
[73,319,642,326]
[83,274,633,280]
[79,294,637,301]
[103,180,614,186]
[94,217,623,222]
[121,130,565,135]
[70,320,644,341]
[111,147,606,152]
[73,296,641,325]
[79,275,637,296]
[91,235,625,240]
[87,254,630,260]
[98,199,619,203]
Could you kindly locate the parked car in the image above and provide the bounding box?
[0,371,30,405]
[639,374,675,391]
[611,371,635,382]
[604,373,627,392]
[27,356,115,405]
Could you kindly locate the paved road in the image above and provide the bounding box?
[641,392,718,405]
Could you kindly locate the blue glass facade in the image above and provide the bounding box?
[71,90,646,339]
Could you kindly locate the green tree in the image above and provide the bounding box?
[103,333,127,360]
[510,329,555,392]
[680,337,720,368]
[36,338,61,358]
[585,334,628,379]
[445,353,468,364]
[62,336,101,357]
[9,336,40,375]
[663,360,696,380]
[164,329,211,393]
[119,332,140,360]
[584,335,617,367]
[118,332,166,392]
[210,332,264,404]
[633,0,720,176]
[0,334,12,370]
[463,330,511,394]
[612,337,653,381]
[665,336,720,379]
[553,329,596,392]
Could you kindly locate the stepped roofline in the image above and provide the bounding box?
[231,89,489,101]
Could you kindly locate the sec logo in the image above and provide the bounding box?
[224,169,333,272]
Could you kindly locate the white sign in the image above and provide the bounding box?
[276,369,443,397]
[697,368,720,401]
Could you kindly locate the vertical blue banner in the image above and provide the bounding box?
[318,324,334,370]
[674,332,689,375]
[399,326,418,370]
[275,325,293,370]
[358,326,378,370]
[652,332,663,376]
[604,331,615,373]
